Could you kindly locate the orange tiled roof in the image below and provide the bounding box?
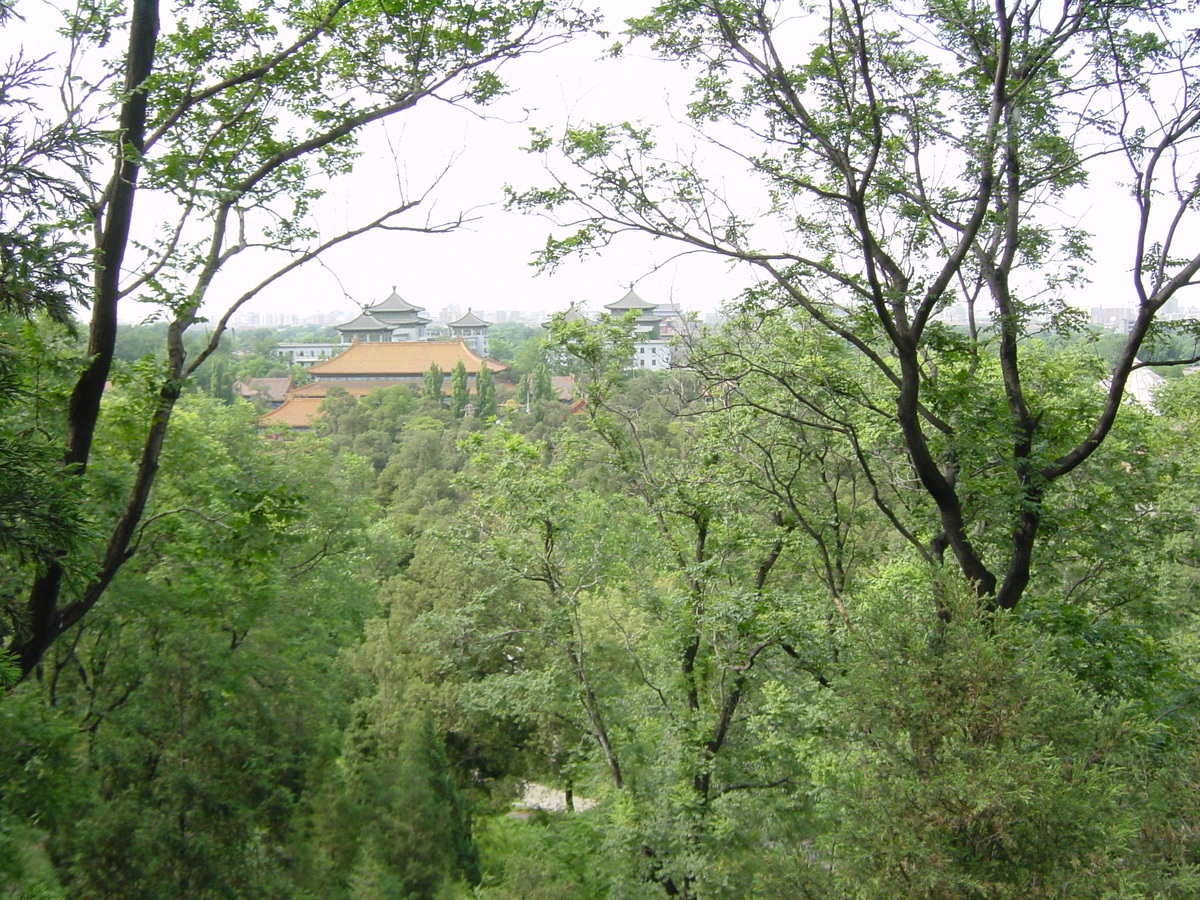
[258,397,325,428]
[290,382,412,399]
[307,340,506,377]
[550,374,576,402]
[235,376,294,403]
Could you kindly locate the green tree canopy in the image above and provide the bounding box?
[423,362,444,404]
[451,360,470,418]
[4,0,594,678]
[513,0,1200,613]
[475,363,496,420]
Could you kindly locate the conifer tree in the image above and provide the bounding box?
[533,364,554,403]
[423,363,443,404]
[307,711,481,899]
[475,364,496,420]
[451,361,469,417]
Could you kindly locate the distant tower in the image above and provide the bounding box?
[546,290,678,370]
[448,309,492,357]
[604,288,663,336]
[334,287,431,343]
[605,288,673,370]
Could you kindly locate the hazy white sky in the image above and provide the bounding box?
[7,0,755,324]
[231,0,1170,328]
[12,1,1175,327]
[208,3,759,324]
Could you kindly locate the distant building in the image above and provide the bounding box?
[231,310,261,326]
[233,376,294,407]
[273,287,494,368]
[274,342,340,367]
[559,303,589,324]
[653,302,690,337]
[550,374,577,402]
[605,289,663,335]
[259,339,507,428]
[448,310,492,358]
[287,340,505,399]
[258,397,325,430]
[335,288,432,342]
[632,342,672,369]
[1091,307,1135,333]
[605,289,677,370]
[548,289,685,371]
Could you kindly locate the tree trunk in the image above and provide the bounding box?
[13,0,160,681]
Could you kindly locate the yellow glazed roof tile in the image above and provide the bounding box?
[258,397,326,428]
[306,340,506,377]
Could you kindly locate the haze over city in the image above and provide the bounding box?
[173,1,759,329]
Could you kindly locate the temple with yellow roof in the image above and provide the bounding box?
[259,339,506,429]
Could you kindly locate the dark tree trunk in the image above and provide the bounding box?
[12,0,160,681]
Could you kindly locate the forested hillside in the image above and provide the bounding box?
[6,316,1200,898]
[6,0,1200,899]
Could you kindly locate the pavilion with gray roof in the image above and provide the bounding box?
[335,287,432,342]
[448,309,492,357]
[604,288,663,335]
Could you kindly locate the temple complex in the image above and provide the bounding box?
[334,288,433,343]
[259,339,506,429]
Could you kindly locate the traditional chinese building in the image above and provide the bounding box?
[334,287,432,343]
[287,339,505,400]
[604,288,664,336]
[232,376,294,407]
[556,288,680,371]
[259,339,507,429]
[448,309,492,357]
[258,397,325,430]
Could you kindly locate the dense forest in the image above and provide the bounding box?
[6,312,1200,899]
[6,0,1200,898]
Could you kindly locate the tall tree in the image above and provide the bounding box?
[4,0,592,678]
[533,363,555,403]
[475,362,496,420]
[0,24,94,626]
[306,712,481,900]
[423,362,444,405]
[513,0,1200,612]
[32,394,384,898]
[0,3,92,326]
[451,360,470,418]
[439,326,835,898]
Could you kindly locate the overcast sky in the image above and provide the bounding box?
[13,1,1171,327]
[191,1,1168,327]
[206,3,760,325]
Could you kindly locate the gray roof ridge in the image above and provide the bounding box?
[450,309,491,327]
[336,311,389,330]
[367,287,424,313]
[605,288,657,311]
